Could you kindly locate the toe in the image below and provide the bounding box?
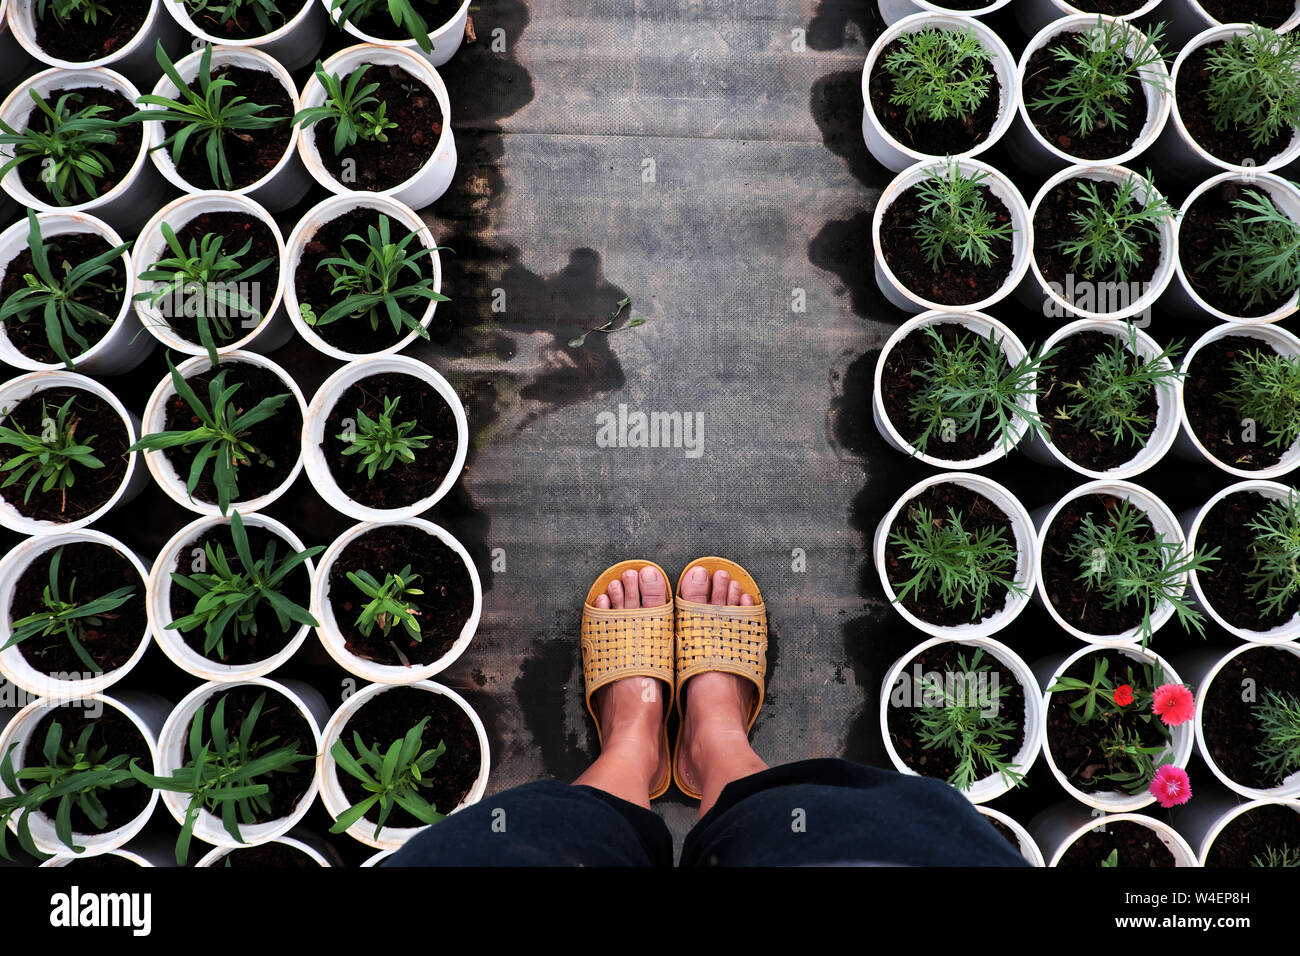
[680,565,710,602]
[595,594,611,609]
[607,579,625,609]
[621,569,641,609]
[727,580,742,606]
[639,566,667,607]
[741,593,755,606]
[710,569,730,605]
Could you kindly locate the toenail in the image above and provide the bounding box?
[692,567,707,582]
[643,568,657,582]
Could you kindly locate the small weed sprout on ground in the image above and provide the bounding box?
[0,719,136,860]
[0,211,129,369]
[293,62,396,155]
[166,510,321,659]
[1068,499,1217,642]
[129,691,312,864]
[134,222,273,364]
[1056,172,1178,283]
[330,0,436,53]
[0,90,119,205]
[2,546,134,674]
[882,27,993,126]
[128,354,291,515]
[1216,347,1300,451]
[908,647,1025,791]
[1199,189,1300,311]
[568,296,646,348]
[912,160,1014,270]
[907,324,1054,454]
[0,395,104,509]
[329,716,448,837]
[1057,327,1183,448]
[1254,689,1300,783]
[887,502,1025,620]
[338,395,431,480]
[1244,491,1300,617]
[1205,25,1300,151]
[185,0,283,34]
[1252,845,1300,867]
[1029,18,1168,139]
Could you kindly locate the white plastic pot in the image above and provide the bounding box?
[1033,479,1188,645]
[321,0,471,68]
[298,43,457,209]
[361,847,394,866]
[0,691,168,857]
[138,350,307,516]
[0,213,151,374]
[1022,321,1180,480]
[40,846,173,866]
[0,371,148,533]
[161,0,327,71]
[311,518,483,685]
[140,45,310,212]
[0,530,150,698]
[1166,0,1300,46]
[133,191,290,357]
[1036,643,1195,812]
[284,193,444,360]
[874,471,1038,639]
[872,310,1032,469]
[0,67,169,232]
[1174,323,1300,478]
[873,157,1032,313]
[860,13,1017,173]
[1015,0,1165,35]
[317,679,490,849]
[1180,480,1300,643]
[977,806,1046,866]
[303,355,468,521]
[1019,165,1178,322]
[146,513,318,681]
[7,0,185,86]
[877,0,1012,24]
[880,636,1043,804]
[195,831,340,867]
[1008,16,1172,173]
[1179,642,1300,800]
[1155,24,1300,179]
[1030,803,1199,866]
[1167,172,1300,325]
[1174,794,1300,866]
[154,678,328,853]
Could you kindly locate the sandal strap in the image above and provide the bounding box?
[580,603,675,728]
[674,596,767,729]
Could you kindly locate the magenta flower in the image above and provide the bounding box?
[1150,765,1192,808]
[1152,684,1195,726]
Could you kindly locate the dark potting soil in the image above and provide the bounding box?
[160,362,302,506]
[21,705,151,838]
[885,641,1026,787]
[221,842,320,867]
[165,524,313,666]
[866,39,1002,157]
[1177,42,1295,167]
[9,541,145,676]
[1041,494,1156,635]
[1196,0,1294,27]
[294,207,432,353]
[1204,803,1300,867]
[0,386,130,522]
[1183,336,1287,470]
[1032,178,1161,290]
[318,65,444,192]
[882,481,1018,627]
[1196,492,1300,632]
[33,1,149,64]
[1037,330,1158,472]
[1022,33,1149,161]
[923,0,998,8]
[1179,183,1295,318]
[1062,0,1148,12]
[14,88,142,206]
[880,324,1005,462]
[328,523,474,667]
[336,686,482,830]
[878,183,1013,306]
[1046,649,1172,796]
[348,0,462,40]
[182,684,314,822]
[163,67,292,191]
[186,0,296,39]
[1057,821,1177,867]
[322,372,458,510]
[0,233,128,365]
[1201,645,1300,791]
[985,816,1021,851]
[148,211,280,348]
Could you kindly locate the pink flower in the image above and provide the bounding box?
[1150,765,1192,808]
[1152,684,1195,726]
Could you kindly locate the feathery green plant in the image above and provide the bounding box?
[1056,172,1178,283]
[1204,25,1300,151]
[912,160,1014,270]
[882,26,993,126]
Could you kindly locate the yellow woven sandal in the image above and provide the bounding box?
[580,560,675,800]
[672,556,768,800]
